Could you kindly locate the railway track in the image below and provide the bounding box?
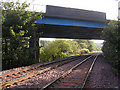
[0,55,81,78]
[0,55,90,89]
[41,54,99,89]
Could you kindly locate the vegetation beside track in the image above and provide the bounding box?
[102,20,120,75]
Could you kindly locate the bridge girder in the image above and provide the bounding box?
[37,24,103,40]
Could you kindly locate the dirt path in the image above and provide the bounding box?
[86,55,120,88]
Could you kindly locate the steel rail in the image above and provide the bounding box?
[41,55,93,90]
[81,55,98,89]
[0,55,84,89]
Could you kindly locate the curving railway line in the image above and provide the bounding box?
[0,54,91,89]
[0,53,101,89]
[41,54,98,89]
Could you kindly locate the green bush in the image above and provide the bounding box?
[40,40,72,62]
[80,49,90,54]
[102,20,119,70]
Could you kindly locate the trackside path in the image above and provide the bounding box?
[85,55,120,88]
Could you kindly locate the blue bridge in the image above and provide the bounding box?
[30,5,107,62]
[36,5,106,39]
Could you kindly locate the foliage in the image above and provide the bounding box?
[80,43,88,49]
[87,41,95,52]
[66,40,81,54]
[40,40,73,62]
[40,40,50,47]
[40,39,97,62]
[74,39,95,52]
[95,47,101,51]
[102,20,120,70]
[2,1,42,70]
[80,49,90,54]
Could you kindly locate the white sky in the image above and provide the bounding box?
[3,0,118,43]
[31,0,118,20]
[4,0,118,20]
[40,38,104,43]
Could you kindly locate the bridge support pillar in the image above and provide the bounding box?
[36,38,40,63]
[29,37,40,63]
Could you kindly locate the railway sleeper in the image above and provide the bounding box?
[63,77,82,81]
[60,79,82,83]
[56,83,80,86]
[60,81,82,84]
[53,84,80,88]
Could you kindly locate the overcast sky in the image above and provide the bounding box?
[34,0,118,20]
[2,0,118,43]
[3,0,118,20]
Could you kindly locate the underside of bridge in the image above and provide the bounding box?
[37,24,103,39]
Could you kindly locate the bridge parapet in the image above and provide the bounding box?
[45,5,106,23]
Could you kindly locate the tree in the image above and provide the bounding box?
[79,43,88,49]
[66,40,80,54]
[102,20,119,70]
[87,40,95,52]
[40,40,73,62]
[74,39,95,52]
[2,1,42,70]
